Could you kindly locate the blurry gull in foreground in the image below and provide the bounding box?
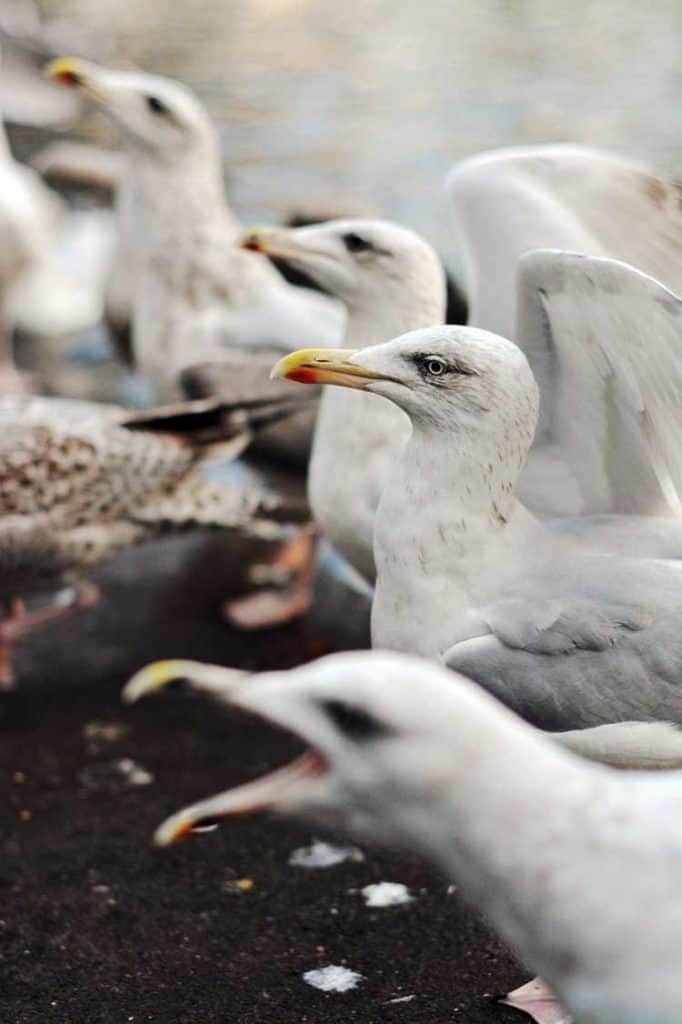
[243,219,447,580]
[0,390,298,687]
[273,327,682,733]
[47,57,345,401]
[449,144,682,517]
[125,651,682,1024]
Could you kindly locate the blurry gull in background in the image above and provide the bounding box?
[245,218,447,581]
[125,650,682,1024]
[0,105,115,389]
[449,144,682,516]
[46,57,345,402]
[273,327,682,737]
[0,390,298,687]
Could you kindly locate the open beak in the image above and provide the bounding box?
[153,750,325,846]
[123,659,326,846]
[270,348,393,389]
[45,57,109,104]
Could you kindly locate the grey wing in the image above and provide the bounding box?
[444,598,682,731]
[518,251,682,515]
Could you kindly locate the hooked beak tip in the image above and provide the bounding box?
[122,659,197,704]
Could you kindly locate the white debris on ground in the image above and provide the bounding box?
[288,839,365,869]
[79,757,154,790]
[361,882,414,908]
[302,965,365,993]
[386,994,416,1004]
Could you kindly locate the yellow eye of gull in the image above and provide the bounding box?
[425,357,447,377]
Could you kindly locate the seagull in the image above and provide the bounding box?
[0,99,112,385]
[46,56,345,401]
[0,390,299,687]
[449,144,682,517]
[242,219,447,579]
[124,650,682,1024]
[272,326,682,732]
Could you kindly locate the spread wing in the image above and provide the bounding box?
[448,143,682,343]
[518,251,682,515]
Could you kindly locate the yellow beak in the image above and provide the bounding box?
[45,56,107,103]
[270,348,392,389]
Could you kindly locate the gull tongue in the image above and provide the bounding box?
[154,750,324,846]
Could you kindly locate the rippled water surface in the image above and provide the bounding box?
[42,0,682,263]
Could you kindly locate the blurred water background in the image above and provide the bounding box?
[33,0,682,268]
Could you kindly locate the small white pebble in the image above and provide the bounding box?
[289,839,364,869]
[361,882,414,908]
[303,965,365,993]
[118,758,154,786]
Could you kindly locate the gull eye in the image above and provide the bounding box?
[342,232,373,254]
[424,356,448,377]
[319,699,390,741]
[146,95,169,115]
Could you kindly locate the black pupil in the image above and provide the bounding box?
[429,360,445,374]
[320,699,390,741]
[146,95,167,114]
[343,233,372,253]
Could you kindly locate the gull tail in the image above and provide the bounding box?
[551,721,682,769]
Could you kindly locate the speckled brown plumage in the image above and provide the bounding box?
[0,392,298,684]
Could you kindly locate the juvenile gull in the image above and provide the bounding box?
[125,651,682,1023]
[244,219,446,579]
[273,327,682,732]
[0,391,296,686]
[449,144,682,516]
[47,57,344,401]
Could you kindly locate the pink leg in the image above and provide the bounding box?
[497,977,573,1024]
[224,527,318,630]
[0,582,100,688]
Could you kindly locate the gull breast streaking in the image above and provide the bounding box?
[47,57,344,402]
[245,219,447,579]
[449,144,682,516]
[273,326,682,732]
[125,651,682,1024]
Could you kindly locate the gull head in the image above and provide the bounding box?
[47,57,217,162]
[240,218,446,319]
[123,652,476,847]
[272,324,539,438]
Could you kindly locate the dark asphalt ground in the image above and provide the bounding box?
[0,529,525,1024]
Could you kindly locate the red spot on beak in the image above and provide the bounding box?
[285,367,321,384]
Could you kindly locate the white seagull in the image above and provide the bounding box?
[272,326,682,732]
[125,651,682,1024]
[242,218,447,579]
[46,57,344,401]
